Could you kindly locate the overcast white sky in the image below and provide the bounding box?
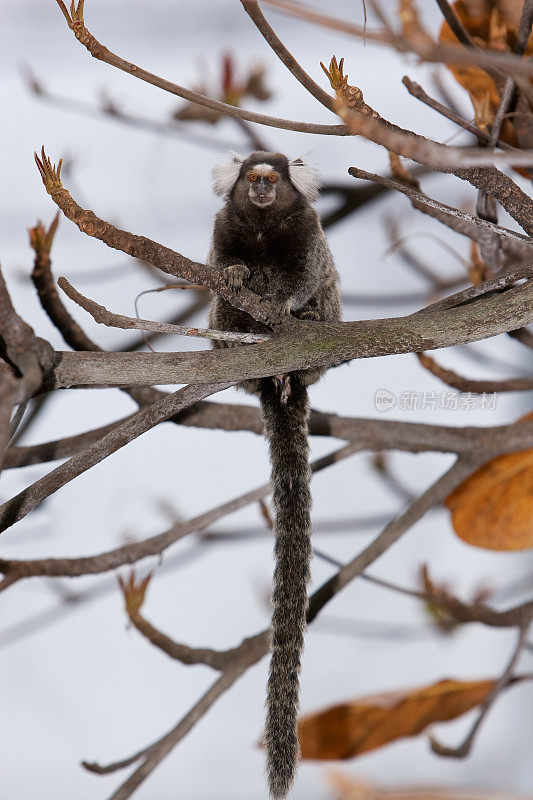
[1,2,533,799]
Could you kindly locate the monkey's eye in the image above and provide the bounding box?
[268,174,279,183]
[249,173,258,181]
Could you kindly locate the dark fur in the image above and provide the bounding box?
[208,152,341,798]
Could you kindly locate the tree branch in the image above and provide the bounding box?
[48,276,533,387]
[348,167,533,258]
[0,382,230,535]
[57,277,269,344]
[430,622,531,757]
[0,443,361,579]
[35,148,294,328]
[82,457,478,798]
[6,411,533,472]
[263,0,533,79]
[416,352,533,394]
[240,0,335,111]
[0,266,55,399]
[53,1,347,136]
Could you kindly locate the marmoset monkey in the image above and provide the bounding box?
[208,151,341,798]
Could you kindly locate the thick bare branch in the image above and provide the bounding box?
[0,266,55,399]
[6,411,533,472]
[48,277,533,388]
[339,110,533,232]
[0,364,19,474]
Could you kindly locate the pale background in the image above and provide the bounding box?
[1,1,533,798]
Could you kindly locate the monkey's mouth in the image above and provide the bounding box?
[249,191,275,207]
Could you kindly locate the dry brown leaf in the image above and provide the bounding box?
[399,0,434,48]
[326,771,533,800]
[445,412,533,550]
[298,678,494,760]
[468,241,489,283]
[439,1,533,173]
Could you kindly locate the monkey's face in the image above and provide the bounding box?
[244,163,281,208]
[213,151,320,212]
[232,155,300,214]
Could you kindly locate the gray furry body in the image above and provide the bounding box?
[208,151,341,798]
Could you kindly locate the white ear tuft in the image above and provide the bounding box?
[288,157,321,202]
[212,150,245,197]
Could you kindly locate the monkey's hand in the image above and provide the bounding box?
[223,264,250,291]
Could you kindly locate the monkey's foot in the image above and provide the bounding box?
[296,308,321,321]
[259,295,291,326]
[224,264,250,291]
[273,373,291,404]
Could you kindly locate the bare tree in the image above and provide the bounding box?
[3,1,533,798]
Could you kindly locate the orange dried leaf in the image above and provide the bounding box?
[438,1,533,175]
[470,89,492,131]
[298,678,494,760]
[468,241,489,284]
[398,0,434,48]
[446,411,533,550]
[326,771,533,800]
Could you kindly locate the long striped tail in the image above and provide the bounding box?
[260,375,312,799]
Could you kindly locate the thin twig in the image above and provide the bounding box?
[307,457,479,623]
[34,148,292,328]
[489,0,533,149]
[416,352,533,394]
[53,1,347,137]
[434,0,476,49]
[430,622,532,757]
[0,383,231,535]
[240,0,335,111]
[402,76,510,148]
[349,167,533,252]
[0,443,362,579]
[58,277,269,343]
[263,0,533,79]
[84,458,478,798]
[416,264,533,314]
